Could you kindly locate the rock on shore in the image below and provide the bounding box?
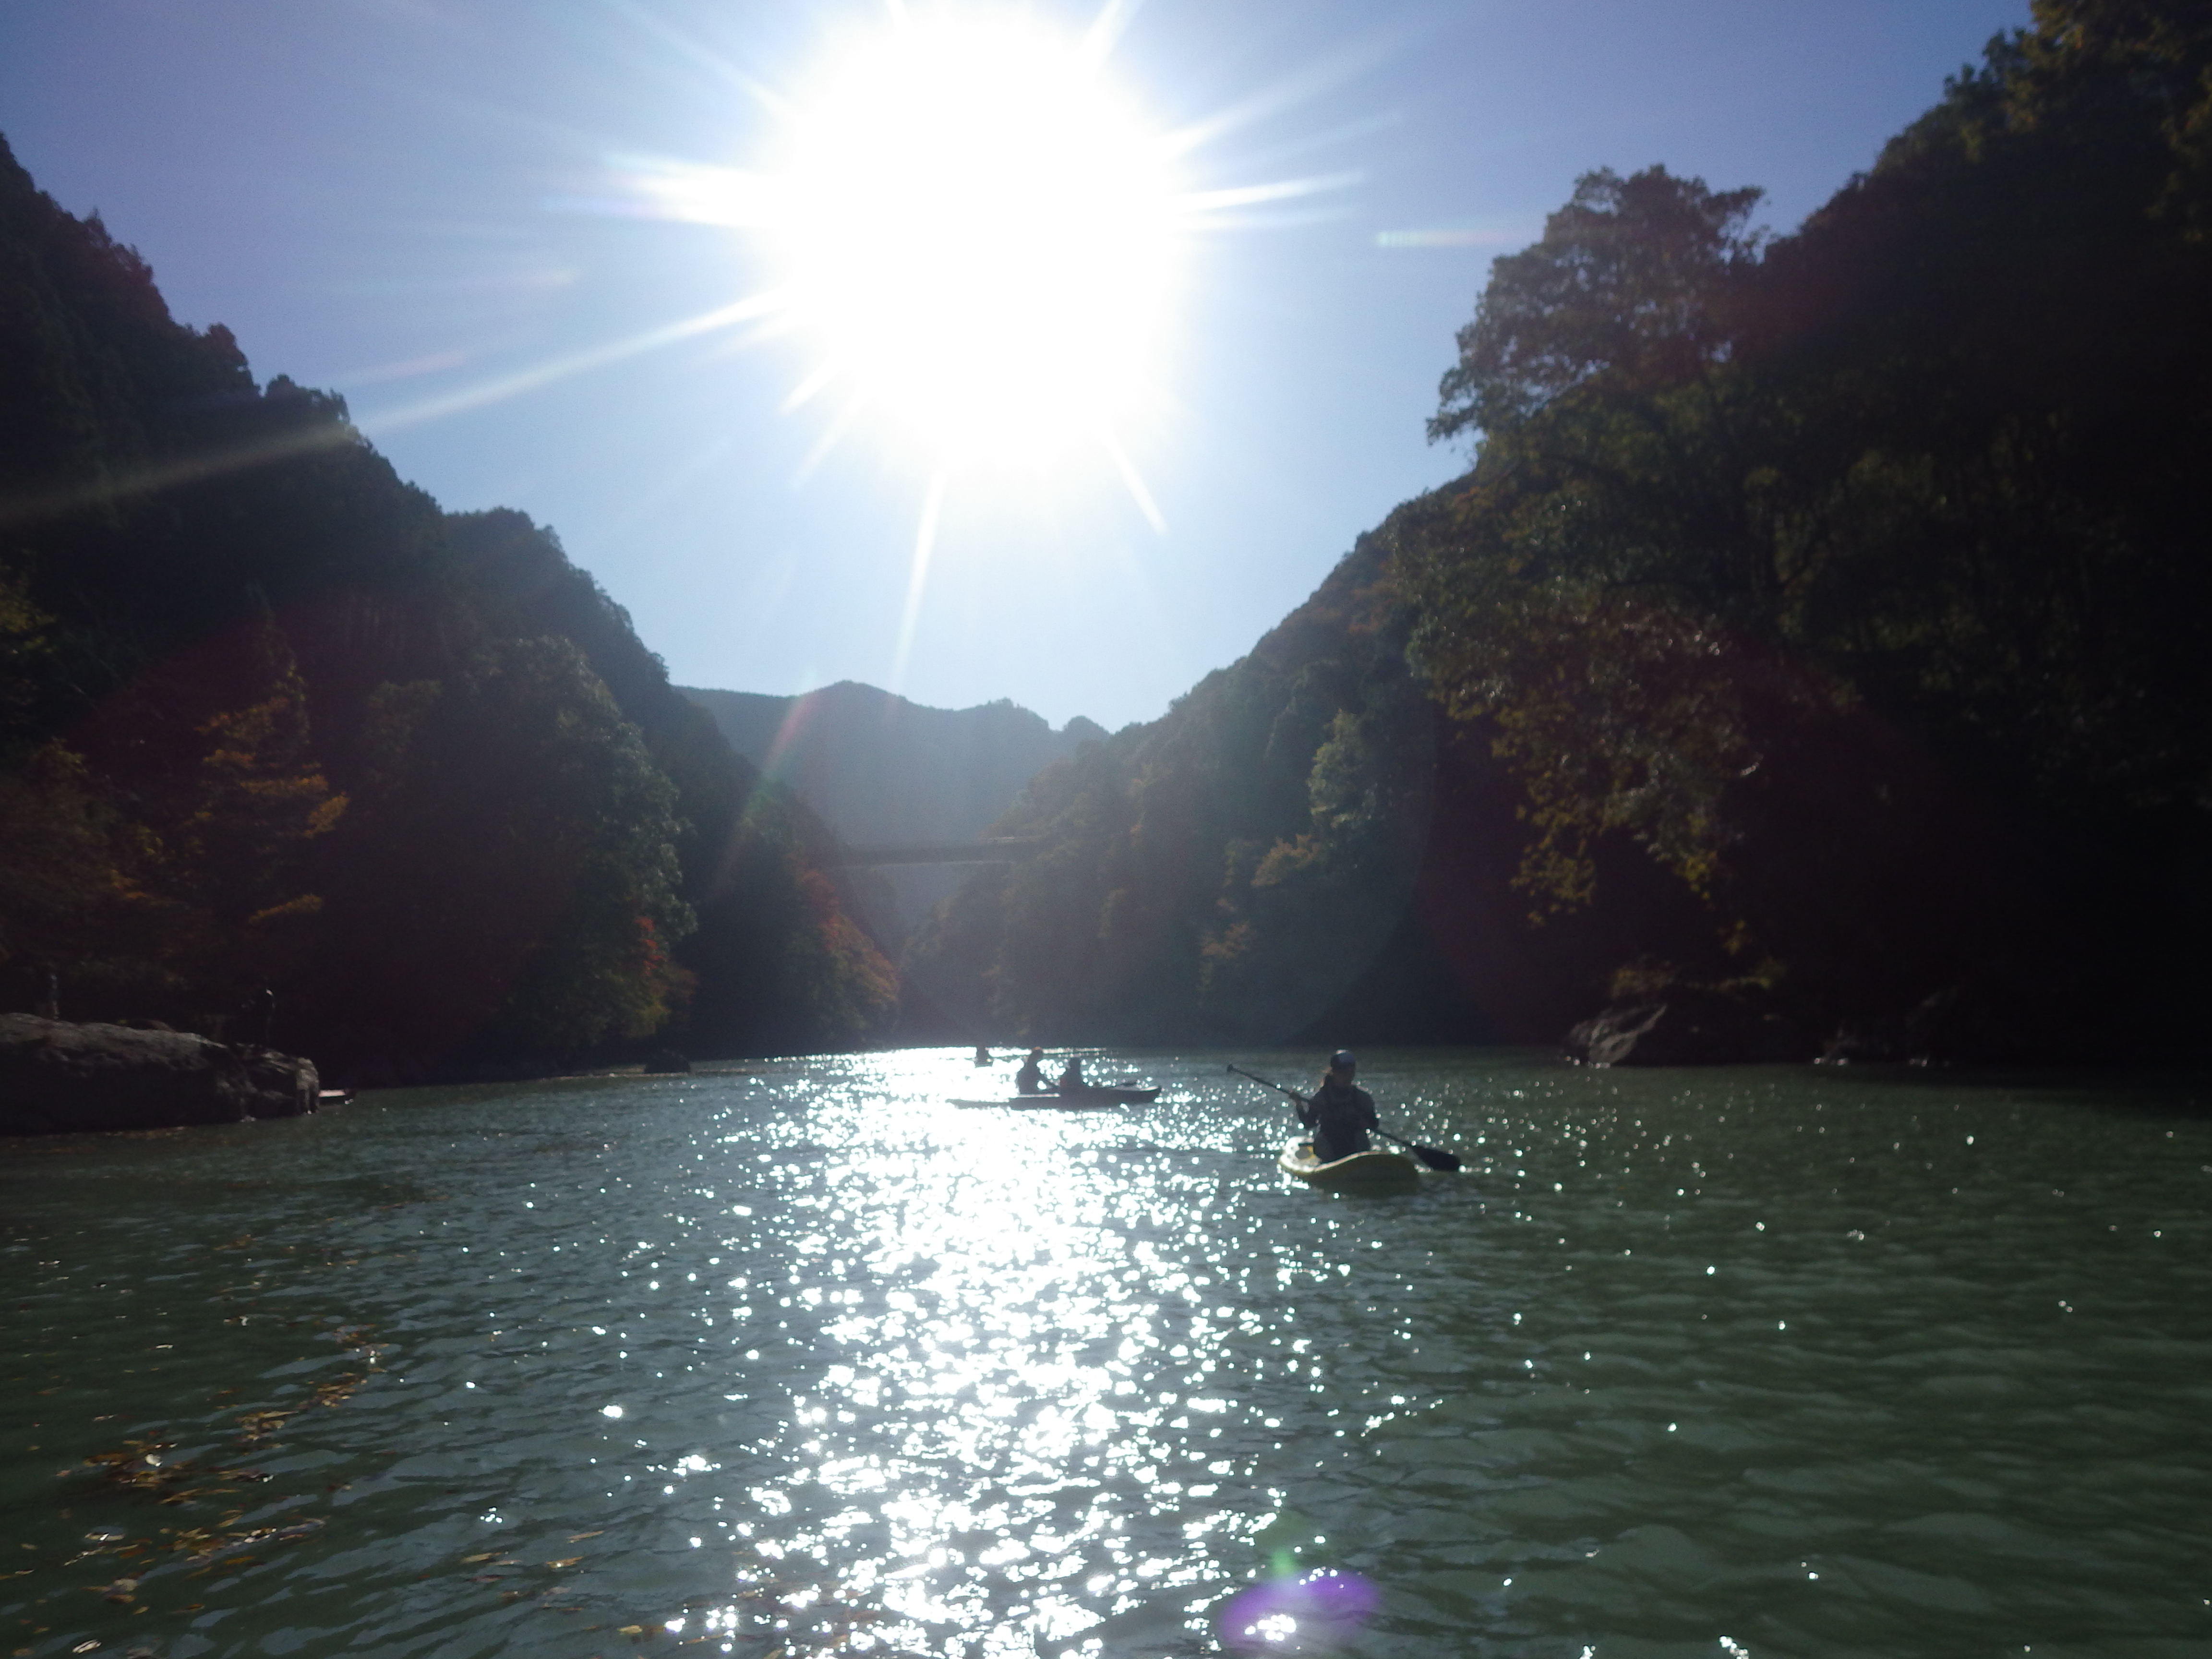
[1563,986,1811,1067]
[0,1015,321,1135]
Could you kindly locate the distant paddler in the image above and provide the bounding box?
[1015,1046,1050,1094]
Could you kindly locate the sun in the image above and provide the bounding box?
[768,8,1184,470]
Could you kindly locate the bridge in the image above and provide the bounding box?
[831,838,1043,867]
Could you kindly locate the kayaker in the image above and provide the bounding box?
[1015,1047,1049,1094]
[1300,1050,1378,1162]
[1057,1054,1087,1094]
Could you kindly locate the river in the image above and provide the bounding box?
[2,1049,2208,1658]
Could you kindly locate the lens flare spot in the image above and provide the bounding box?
[1219,1569,1380,1654]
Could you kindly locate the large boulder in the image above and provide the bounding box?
[1816,989,1959,1065]
[1817,982,2120,1065]
[0,1015,320,1135]
[1564,986,1810,1066]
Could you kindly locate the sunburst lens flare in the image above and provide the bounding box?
[771,9,1184,466]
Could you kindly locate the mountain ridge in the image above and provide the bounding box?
[681,680,1107,954]
[681,680,1106,849]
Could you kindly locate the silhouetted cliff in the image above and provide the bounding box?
[905,3,2212,1062]
[0,132,895,1080]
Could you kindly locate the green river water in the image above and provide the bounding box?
[2,1049,2208,1659]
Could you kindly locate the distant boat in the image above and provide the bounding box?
[1045,1084,1160,1105]
[955,1085,1161,1109]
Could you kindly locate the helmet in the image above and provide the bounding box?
[1330,1049,1357,1070]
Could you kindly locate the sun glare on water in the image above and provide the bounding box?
[771,10,1182,472]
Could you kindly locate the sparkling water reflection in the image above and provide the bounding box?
[2,1049,2209,1657]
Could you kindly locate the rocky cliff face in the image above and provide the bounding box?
[0,1015,320,1134]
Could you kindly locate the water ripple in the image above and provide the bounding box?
[2,1050,2208,1657]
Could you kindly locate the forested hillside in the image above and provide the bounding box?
[909,0,2212,1059]
[0,135,894,1080]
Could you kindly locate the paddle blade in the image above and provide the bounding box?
[1412,1144,1463,1172]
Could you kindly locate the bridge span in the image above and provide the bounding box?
[830,839,1043,867]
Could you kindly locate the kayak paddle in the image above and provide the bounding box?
[1225,1063,1464,1172]
[1372,1127,1465,1171]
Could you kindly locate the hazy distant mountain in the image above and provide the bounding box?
[682,681,1106,848]
[680,682,1107,952]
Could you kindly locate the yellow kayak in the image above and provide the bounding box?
[1277,1138,1422,1191]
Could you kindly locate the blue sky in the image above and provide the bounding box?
[0,0,2027,731]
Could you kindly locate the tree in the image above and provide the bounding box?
[1408,169,1802,919]
[1430,167,1763,449]
[169,602,347,1003]
[0,740,175,1010]
[681,795,898,1055]
[301,637,692,1070]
